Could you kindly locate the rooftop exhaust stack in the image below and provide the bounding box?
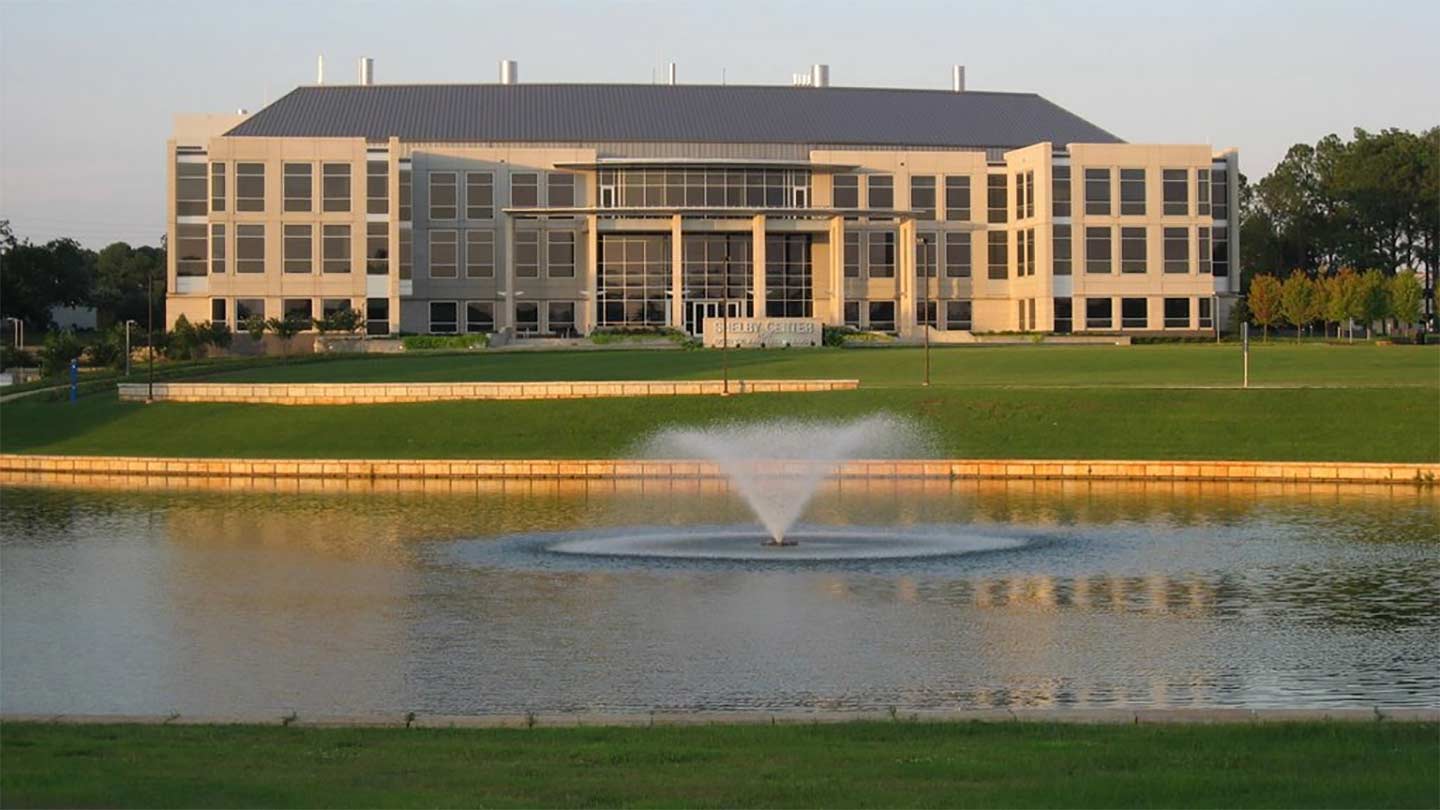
[811,64,829,88]
[952,65,965,92]
[668,62,677,85]
[358,57,374,86]
[316,54,324,85]
[500,59,518,84]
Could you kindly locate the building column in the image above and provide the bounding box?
[583,214,599,334]
[502,214,516,330]
[751,214,766,317]
[670,214,684,328]
[898,216,917,338]
[387,138,402,334]
[828,214,844,324]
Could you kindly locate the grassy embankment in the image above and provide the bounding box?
[1,344,1436,462]
[1,720,1436,809]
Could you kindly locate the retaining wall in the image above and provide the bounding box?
[116,379,859,404]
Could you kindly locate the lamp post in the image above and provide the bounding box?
[3,317,21,352]
[919,234,932,387]
[124,320,137,377]
[146,261,155,403]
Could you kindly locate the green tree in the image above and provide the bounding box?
[199,320,233,354]
[0,230,95,331]
[1388,272,1423,336]
[38,330,84,377]
[168,314,202,360]
[265,316,306,360]
[1322,268,1360,340]
[243,315,267,345]
[1247,274,1284,341]
[1356,269,1391,337]
[1279,273,1317,341]
[92,241,165,327]
[315,307,363,335]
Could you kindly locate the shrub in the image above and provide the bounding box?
[590,326,687,345]
[822,326,855,347]
[85,324,127,369]
[167,314,202,361]
[39,330,84,376]
[199,320,233,352]
[314,308,364,334]
[242,316,267,344]
[402,334,488,351]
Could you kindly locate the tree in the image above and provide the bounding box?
[1322,268,1360,340]
[168,314,201,360]
[38,330,84,377]
[243,315,267,345]
[1248,274,1284,341]
[265,316,306,360]
[1388,272,1423,336]
[0,231,95,331]
[92,242,165,327]
[315,307,363,335]
[198,321,233,354]
[1279,273,1317,341]
[1356,269,1391,337]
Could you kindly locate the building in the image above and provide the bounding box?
[167,61,1239,339]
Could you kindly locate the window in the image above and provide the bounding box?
[866,231,895,278]
[236,224,264,273]
[910,175,936,220]
[465,230,494,278]
[322,163,351,212]
[210,224,225,274]
[515,301,540,334]
[1053,224,1072,276]
[283,298,313,323]
[1026,171,1036,219]
[511,172,539,208]
[429,230,458,278]
[236,162,265,212]
[515,230,539,277]
[176,162,207,216]
[945,300,972,331]
[547,231,576,278]
[987,231,1008,279]
[366,159,388,215]
[1024,229,1036,276]
[599,167,810,209]
[429,172,457,220]
[366,222,388,275]
[322,224,350,274]
[1084,168,1111,216]
[283,162,312,212]
[765,234,812,317]
[1120,227,1147,274]
[1198,227,1212,276]
[1053,297,1073,333]
[210,162,226,212]
[211,298,227,323]
[1212,225,1229,278]
[944,232,971,278]
[1211,167,1228,221]
[1163,227,1189,273]
[283,225,312,274]
[944,176,970,221]
[1119,168,1145,215]
[843,301,861,328]
[1163,169,1188,216]
[322,298,352,318]
[1085,298,1113,330]
[366,298,389,335]
[868,301,896,332]
[176,224,207,276]
[1121,298,1147,329]
[843,232,860,277]
[399,167,412,222]
[866,175,893,209]
[466,172,494,219]
[236,298,264,322]
[1018,300,1027,331]
[915,233,938,278]
[1196,168,1211,216]
[546,173,575,208]
[1052,165,1071,218]
[429,301,458,334]
[916,300,938,328]
[833,173,859,208]
[1085,226,1112,274]
[465,301,494,333]
[548,301,577,336]
[987,174,1008,223]
[1164,297,1190,328]
[1016,228,1027,278]
[1199,297,1214,328]
[1015,170,1034,219]
[398,228,411,279]
[597,234,670,327]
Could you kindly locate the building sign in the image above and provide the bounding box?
[702,317,822,348]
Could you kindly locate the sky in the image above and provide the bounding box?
[1,0,1436,248]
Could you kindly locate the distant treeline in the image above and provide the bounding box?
[0,220,165,331]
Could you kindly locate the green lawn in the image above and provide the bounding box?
[1,721,1434,808]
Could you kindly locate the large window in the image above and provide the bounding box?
[1197,168,1211,217]
[429,230,458,278]
[429,301,458,334]
[916,300,937,328]
[833,174,859,208]
[466,172,494,219]
[597,234,670,327]
[176,162,207,216]
[322,224,350,274]
[210,224,225,274]
[910,175,936,220]
[1199,297,1214,329]
[1084,168,1111,216]
[1121,297,1148,329]
[210,162,226,212]
[211,298,227,323]
[399,228,411,279]
[867,175,893,209]
[1085,226,1112,274]
[547,231,576,278]
[1198,227,1212,275]
[600,168,810,208]
[844,301,861,328]
[944,232,971,278]
[283,298,313,323]
[366,222,388,275]
[682,234,751,302]
[1120,227,1147,274]
[510,172,539,208]
[236,298,265,322]
[175,224,207,277]
[514,230,539,277]
[1212,225,1229,278]
[1052,165,1071,218]
[236,162,265,212]
[429,172,458,220]
[548,302,577,336]
[1053,224,1072,276]
[323,163,351,212]
[944,176,970,221]
[945,300,972,331]
[1119,168,1146,215]
[915,233,938,278]
[1163,169,1188,216]
[366,159,388,215]
[867,301,896,333]
[765,234,812,317]
[1023,229,1036,276]
[283,163,312,212]
[987,231,1008,279]
[1164,297,1190,328]
[283,224,312,274]
[547,173,576,208]
[465,230,494,278]
[366,298,389,335]
[1017,170,1035,219]
[515,302,540,334]
[322,298,352,319]
[1163,227,1189,273]
[465,301,494,333]
[1054,297,1073,333]
[236,224,264,273]
[987,174,1008,223]
[866,231,896,278]
[398,167,411,222]
[1085,298,1113,330]
[1211,167,1228,220]
[843,232,860,277]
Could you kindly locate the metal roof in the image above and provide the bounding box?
[224,84,1123,148]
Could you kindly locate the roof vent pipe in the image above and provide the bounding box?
[358,57,374,86]
[667,62,677,85]
[500,59,518,84]
[811,64,829,88]
[316,54,324,85]
[952,65,965,92]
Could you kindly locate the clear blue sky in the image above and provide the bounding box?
[2,0,1436,248]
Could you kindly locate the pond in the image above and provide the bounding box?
[1,477,1436,716]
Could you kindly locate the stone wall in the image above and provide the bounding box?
[115,379,860,404]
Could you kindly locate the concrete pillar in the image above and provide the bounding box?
[751,214,767,317]
[584,213,599,334]
[670,214,684,328]
[898,216,917,337]
[387,137,402,334]
[828,215,845,324]
[502,214,516,330]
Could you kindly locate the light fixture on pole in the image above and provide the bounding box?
[146,262,155,403]
[124,320,137,377]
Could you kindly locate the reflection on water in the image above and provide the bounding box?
[2,477,1437,716]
